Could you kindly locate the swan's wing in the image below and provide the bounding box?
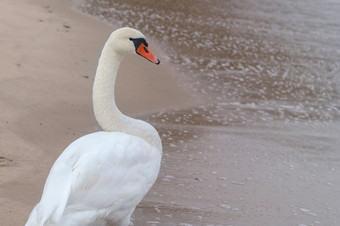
[28,132,161,225]
[26,134,93,225]
[40,159,73,222]
[66,132,161,212]
[25,155,73,226]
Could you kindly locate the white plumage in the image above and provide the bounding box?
[26,27,162,226]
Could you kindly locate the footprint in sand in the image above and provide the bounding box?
[0,157,12,167]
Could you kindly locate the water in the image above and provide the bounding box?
[78,0,340,126]
[76,0,340,225]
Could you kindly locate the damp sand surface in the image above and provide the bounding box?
[79,0,340,225]
[0,0,340,226]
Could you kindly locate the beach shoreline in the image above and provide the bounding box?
[0,0,193,225]
[2,0,340,225]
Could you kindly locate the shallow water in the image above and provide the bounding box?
[79,0,340,125]
[77,0,340,225]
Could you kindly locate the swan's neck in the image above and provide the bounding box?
[92,43,162,151]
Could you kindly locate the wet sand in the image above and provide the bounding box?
[79,0,340,225]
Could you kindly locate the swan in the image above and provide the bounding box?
[25,27,162,226]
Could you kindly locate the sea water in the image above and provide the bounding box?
[78,0,339,126]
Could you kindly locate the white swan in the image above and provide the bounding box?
[25,27,162,226]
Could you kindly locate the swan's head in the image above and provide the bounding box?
[108,27,160,64]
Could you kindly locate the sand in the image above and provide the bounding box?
[0,0,192,225]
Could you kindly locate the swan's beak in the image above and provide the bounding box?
[136,43,160,65]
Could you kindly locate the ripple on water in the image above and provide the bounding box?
[79,0,340,126]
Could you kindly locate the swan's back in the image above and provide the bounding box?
[26,132,161,226]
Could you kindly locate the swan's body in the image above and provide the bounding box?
[25,27,162,226]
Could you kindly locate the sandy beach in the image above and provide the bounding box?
[0,0,191,225]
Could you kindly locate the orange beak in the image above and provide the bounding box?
[136,43,160,64]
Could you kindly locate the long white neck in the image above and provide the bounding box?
[92,42,162,151]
